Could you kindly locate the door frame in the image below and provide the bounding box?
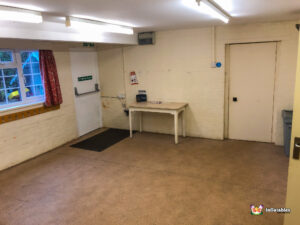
[224,41,280,142]
[69,47,103,136]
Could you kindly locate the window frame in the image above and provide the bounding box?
[0,49,45,111]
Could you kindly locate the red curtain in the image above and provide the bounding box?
[39,50,63,107]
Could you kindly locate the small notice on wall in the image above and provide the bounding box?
[78,75,93,82]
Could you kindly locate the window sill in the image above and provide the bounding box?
[0,102,44,116]
[0,104,60,125]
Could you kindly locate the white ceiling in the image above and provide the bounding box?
[0,0,300,31]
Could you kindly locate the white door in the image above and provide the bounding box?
[70,49,102,136]
[228,42,277,142]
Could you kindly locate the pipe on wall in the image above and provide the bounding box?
[211,26,216,68]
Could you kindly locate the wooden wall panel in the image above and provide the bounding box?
[0,105,60,124]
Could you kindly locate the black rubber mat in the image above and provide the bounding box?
[71,128,131,152]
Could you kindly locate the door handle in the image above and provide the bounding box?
[293,137,300,160]
[74,83,100,97]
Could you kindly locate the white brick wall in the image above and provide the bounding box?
[99,21,299,145]
[0,49,78,171]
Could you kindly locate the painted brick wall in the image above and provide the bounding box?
[99,21,299,145]
[0,45,78,171]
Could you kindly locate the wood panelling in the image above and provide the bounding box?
[0,105,60,125]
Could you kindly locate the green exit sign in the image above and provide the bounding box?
[78,75,93,82]
[83,42,95,47]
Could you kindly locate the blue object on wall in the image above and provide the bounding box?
[216,62,222,68]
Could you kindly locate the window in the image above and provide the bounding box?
[0,50,45,111]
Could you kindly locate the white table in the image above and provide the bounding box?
[128,102,188,144]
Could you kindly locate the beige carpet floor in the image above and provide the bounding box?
[0,130,289,225]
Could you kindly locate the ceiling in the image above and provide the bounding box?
[1,0,300,31]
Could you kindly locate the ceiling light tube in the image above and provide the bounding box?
[200,0,230,23]
[0,5,43,23]
[66,16,134,35]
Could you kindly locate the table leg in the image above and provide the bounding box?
[129,109,133,138]
[182,108,186,137]
[174,111,178,144]
[139,111,143,133]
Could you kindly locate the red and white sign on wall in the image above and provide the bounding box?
[130,71,138,85]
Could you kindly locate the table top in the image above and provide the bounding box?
[129,102,188,110]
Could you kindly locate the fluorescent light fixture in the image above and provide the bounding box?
[201,0,229,23]
[213,0,233,12]
[66,16,134,35]
[0,5,43,23]
[183,0,230,23]
[72,14,136,28]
